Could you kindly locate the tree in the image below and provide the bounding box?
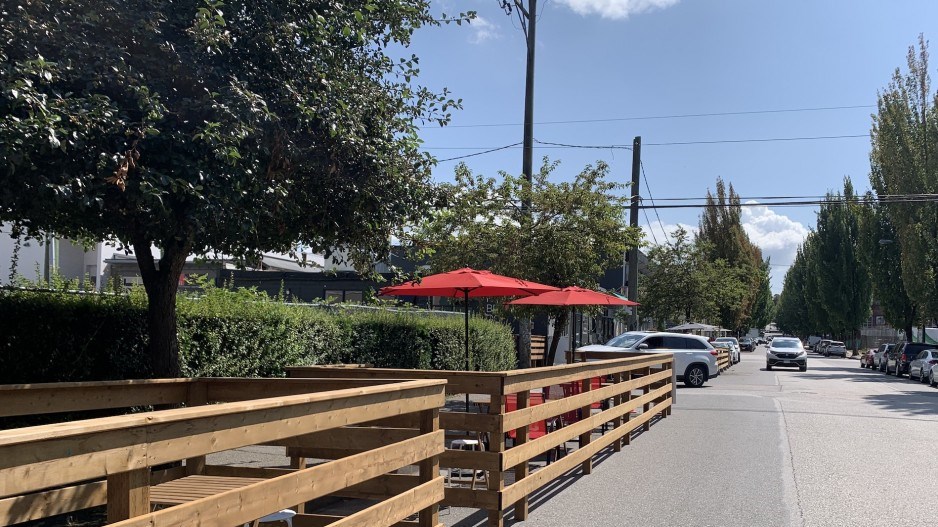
[410,158,641,366]
[814,178,872,349]
[776,246,812,337]
[640,227,717,328]
[870,34,938,327]
[697,177,764,334]
[749,259,775,331]
[0,1,464,376]
[859,200,918,341]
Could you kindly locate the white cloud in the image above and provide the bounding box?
[468,16,499,44]
[741,201,810,292]
[557,0,680,20]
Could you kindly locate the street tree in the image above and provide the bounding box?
[640,227,717,328]
[815,179,872,349]
[776,246,812,337]
[0,1,465,376]
[697,177,764,334]
[870,34,938,326]
[410,159,641,366]
[859,201,918,341]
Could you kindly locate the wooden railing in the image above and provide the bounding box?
[716,349,731,371]
[288,352,674,527]
[0,377,445,527]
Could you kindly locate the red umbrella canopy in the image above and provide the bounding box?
[506,286,639,306]
[379,267,558,298]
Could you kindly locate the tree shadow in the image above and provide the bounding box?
[862,390,938,417]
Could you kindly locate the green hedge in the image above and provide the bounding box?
[0,288,516,384]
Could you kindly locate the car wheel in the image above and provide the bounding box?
[766,363,772,371]
[799,365,807,372]
[683,364,707,388]
[930,371,937,388]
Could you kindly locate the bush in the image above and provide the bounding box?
[0,286,516,384]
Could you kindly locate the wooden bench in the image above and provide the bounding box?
[531,335,547,367]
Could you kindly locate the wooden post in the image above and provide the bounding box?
[185,381,208,475]
[623,369,632,446]
[612,372,622,452]
[419,407,440,527]
[579,377,592,475]
[487,385,507,527]
[642,367,652,432]
[106,468,150,523]
[514,391,530,521]
[290,455,308,513]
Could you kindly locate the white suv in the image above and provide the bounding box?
[577,331,720,387]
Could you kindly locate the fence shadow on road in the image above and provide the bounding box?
[449,417,664,527]
[862,390,938,417]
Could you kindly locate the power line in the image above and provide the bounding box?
[650,193,938,202]
[639,160,669,243]
[639,195,938,209]
[643,134,868,146]
[435,142,522,162]
[424,104,876,129]
[642,206,659,245]
[426,134,869,159]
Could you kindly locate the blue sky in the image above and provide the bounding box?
[404,0,938,293]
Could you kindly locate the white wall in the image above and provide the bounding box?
[0,224,47,284]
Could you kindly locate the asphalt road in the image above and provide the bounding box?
[443,345,938,527]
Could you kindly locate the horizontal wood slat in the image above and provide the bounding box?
[107,431,443,527]
[327,478,443,527]
[0,379,194,418]
[503,354,673,393]
[0,380,445,498]
[287,367,504,396]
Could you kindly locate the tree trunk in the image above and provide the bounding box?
[545,311,568,367]
[133,237,190,378]
[517,316,532,369]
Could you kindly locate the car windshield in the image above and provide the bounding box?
[830,342,845,347]
[605,333,645,348]
[772,340,801,348]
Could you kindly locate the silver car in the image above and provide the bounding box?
[908,349,938,383]
[824,341,847,358]
[873,343,894,371]
[714,337,741,364]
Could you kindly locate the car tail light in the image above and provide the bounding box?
[709,350,719,356]
[901,354,909,362]
[929,360,938,365]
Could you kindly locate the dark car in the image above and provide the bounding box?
[740,338,754,352]
[886,342,936,377]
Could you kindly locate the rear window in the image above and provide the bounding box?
[830,342,845,347]
[903,344,933,355]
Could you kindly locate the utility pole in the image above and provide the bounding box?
[628,136,641,330]
[502,0,538,370]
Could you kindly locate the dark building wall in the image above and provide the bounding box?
[220,270,394,303]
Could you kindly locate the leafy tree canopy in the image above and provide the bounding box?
[408,158,642,365]
[0,0,466,375]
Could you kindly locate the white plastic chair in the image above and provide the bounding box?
[245,509,296,527]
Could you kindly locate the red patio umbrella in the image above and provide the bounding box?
[507,286,638,364]
[379,268,559,371]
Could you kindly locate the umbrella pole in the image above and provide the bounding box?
[568,307,574,364]
[464,290,471,413]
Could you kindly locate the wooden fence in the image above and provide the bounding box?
[288,352,674,527]
[0,377,445,527]
[716,349,731,371]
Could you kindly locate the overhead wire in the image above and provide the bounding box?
[425,104,876,129]
[639,159,669,243]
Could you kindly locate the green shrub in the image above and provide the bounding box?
[0,287,516,384]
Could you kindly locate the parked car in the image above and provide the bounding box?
[908,349,938,382]
[712,341,736,364]
[807,336,823,350]
[824,341,847,358]
[739,338,754,352]
[930,363,938,387]
[766,337,807,371]
[715,337,741,363]
[860,348,876,368]
[886,342,936,377]
[815,339,832,355]
[874,343,895,371]
[577,331,719,387]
